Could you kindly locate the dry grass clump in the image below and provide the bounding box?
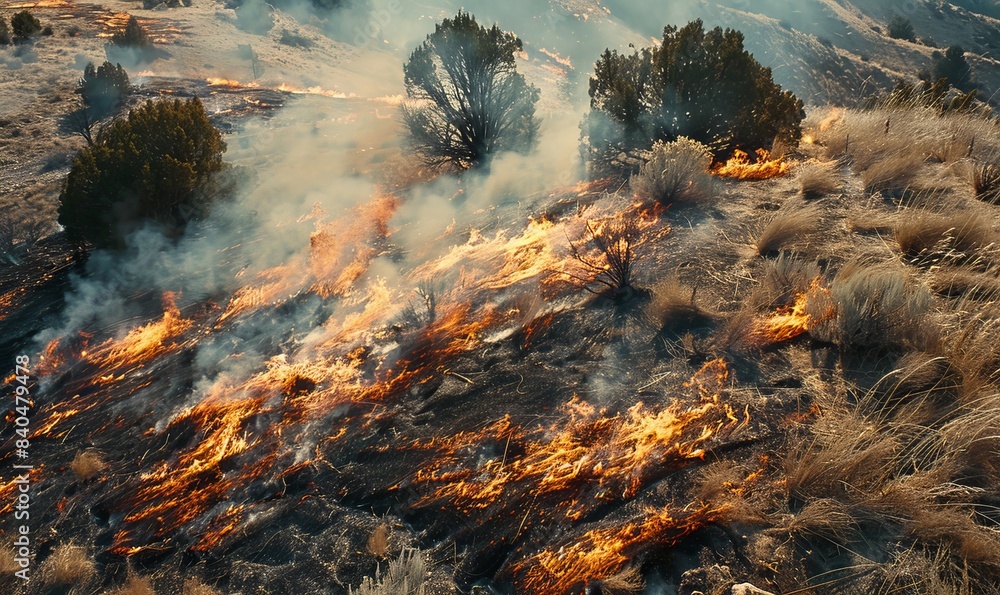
[931,267,1000,300]
[797,162,841,199]
[367,523,390,559]
[69,450,106,481]
[0,541,21,576]
[784,498,860,545]
[183,577,222,595]
[107,573,157,595]
[596,566,645,595]
[862,153,924,196]
[42,542,97,587]
[807,263,934,351]
[755,202,823,256]
[646,277,710,331]
[894,211,996,266]
[630,137,714,206]
[350,548,426,595]
[755,252,822,308]
[971,161,1000,204]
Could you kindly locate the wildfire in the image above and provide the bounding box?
[514,505,722,593]
[96,293,192,371]
[749,278,835,344]
[713,149,792,180]
[207,78,257,89]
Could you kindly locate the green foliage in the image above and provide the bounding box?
[887,16,915,42]
[932,46,975,92]
[0,17,10,45]
[111,15,151,48]
[402,10,539,170]
[585,20,804,172]
[58,98,227,248]
[79,61,131,114]
[11,11,41,40]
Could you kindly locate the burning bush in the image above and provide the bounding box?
[402,11,539,170]
[58,98,228,248]
[78,61,131,115]
[630,137,713,206]
[584,19,804,171]
[10,10,41,41]
[112,15,151,48]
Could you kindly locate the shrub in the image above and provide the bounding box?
[0,17,10,45]
[569,218,641,299]
[630,137,713,206]
[402,11,539,170]
[11,11,41,40]
[112,15,151,48]
[58,98,228,248]
[585,20,804,171]
[887,16,916,42]
[79,61,131,114]
[932,46,975,92]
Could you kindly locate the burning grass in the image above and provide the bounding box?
[713,149,792,180]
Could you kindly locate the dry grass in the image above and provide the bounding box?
[894,211,996,267]
[0,541,20,576]
[350,548,426,595]
[808,263,934,351]
[754,252,822,308]
[755,202,823,256]
[183,577,222,595]
[784,498,860,545]
[630,137,714,206]
[931,267,1000,300]
[69,450,106,481]
[367,523,390,559]
[646,276,710,331]
[42,542,97,587]
[862,153,924,196]
[107,573,157,595]
[971,161,1000,204]
[598,565,645,595]
[797,162,842,199]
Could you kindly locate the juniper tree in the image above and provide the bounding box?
[59,98,227,247]
[585,19,804,172]
[402,11,539,170]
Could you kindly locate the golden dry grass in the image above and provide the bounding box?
[367,523,390,559]
[183,577,222,595]
[755,202,823,256]
[42,542,97,586]
[797,162,842,199]
[107,573,157,595]
[69,450,106,481]
[894,211,996,266]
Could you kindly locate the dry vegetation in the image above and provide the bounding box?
[69,449,106,481]
[41,542,97,587]
[755,201,823,256]
[107,573,157,595]
[350,549,427,595]
[630,137,714,206]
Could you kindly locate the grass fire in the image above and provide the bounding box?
[4,1,1000,594]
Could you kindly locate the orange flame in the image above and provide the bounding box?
[749,278,835,344]
[713,149,792,180]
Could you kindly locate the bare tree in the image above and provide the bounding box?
[569,218,641,299]
[402,11,539,170]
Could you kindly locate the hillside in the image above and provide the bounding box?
[2,1,1000,594]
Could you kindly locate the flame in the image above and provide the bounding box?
[515,505,721,593]
[98,293,192,370]
[207,78,257,89]
[713,149,792,180]
[749,278,835,344]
